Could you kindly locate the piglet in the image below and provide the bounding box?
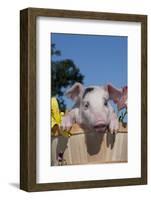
[61,83,127,134]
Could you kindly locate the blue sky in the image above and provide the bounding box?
[51,33,127,115]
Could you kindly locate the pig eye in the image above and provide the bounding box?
[104,99,108,106]
[83,101,89,109]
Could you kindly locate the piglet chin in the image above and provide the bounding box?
[93,124,107,133]
[79,122,107,133]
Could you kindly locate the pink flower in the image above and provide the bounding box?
[117,86,127,110]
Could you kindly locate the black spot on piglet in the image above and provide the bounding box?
[82,87,94,99]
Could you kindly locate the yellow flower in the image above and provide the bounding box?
[51,97,71,137]
[51,97,61,127]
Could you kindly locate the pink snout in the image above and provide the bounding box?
[93,120,107,133]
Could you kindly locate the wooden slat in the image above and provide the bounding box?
[51,131,127,166]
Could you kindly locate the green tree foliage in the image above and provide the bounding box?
[51,44,84,111]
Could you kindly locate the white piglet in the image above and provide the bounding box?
[61,82,126,134]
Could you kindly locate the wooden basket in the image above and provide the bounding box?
[51,122,127,166]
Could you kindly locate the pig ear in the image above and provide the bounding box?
[65,82,84,102]
[106,84,123,104]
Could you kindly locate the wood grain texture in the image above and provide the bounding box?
[51,132,127,166]
[27,7,146,22]
[20,7,147,192]
[20,9,29,191]
[141,16,147,184]
[20,8,37,191]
